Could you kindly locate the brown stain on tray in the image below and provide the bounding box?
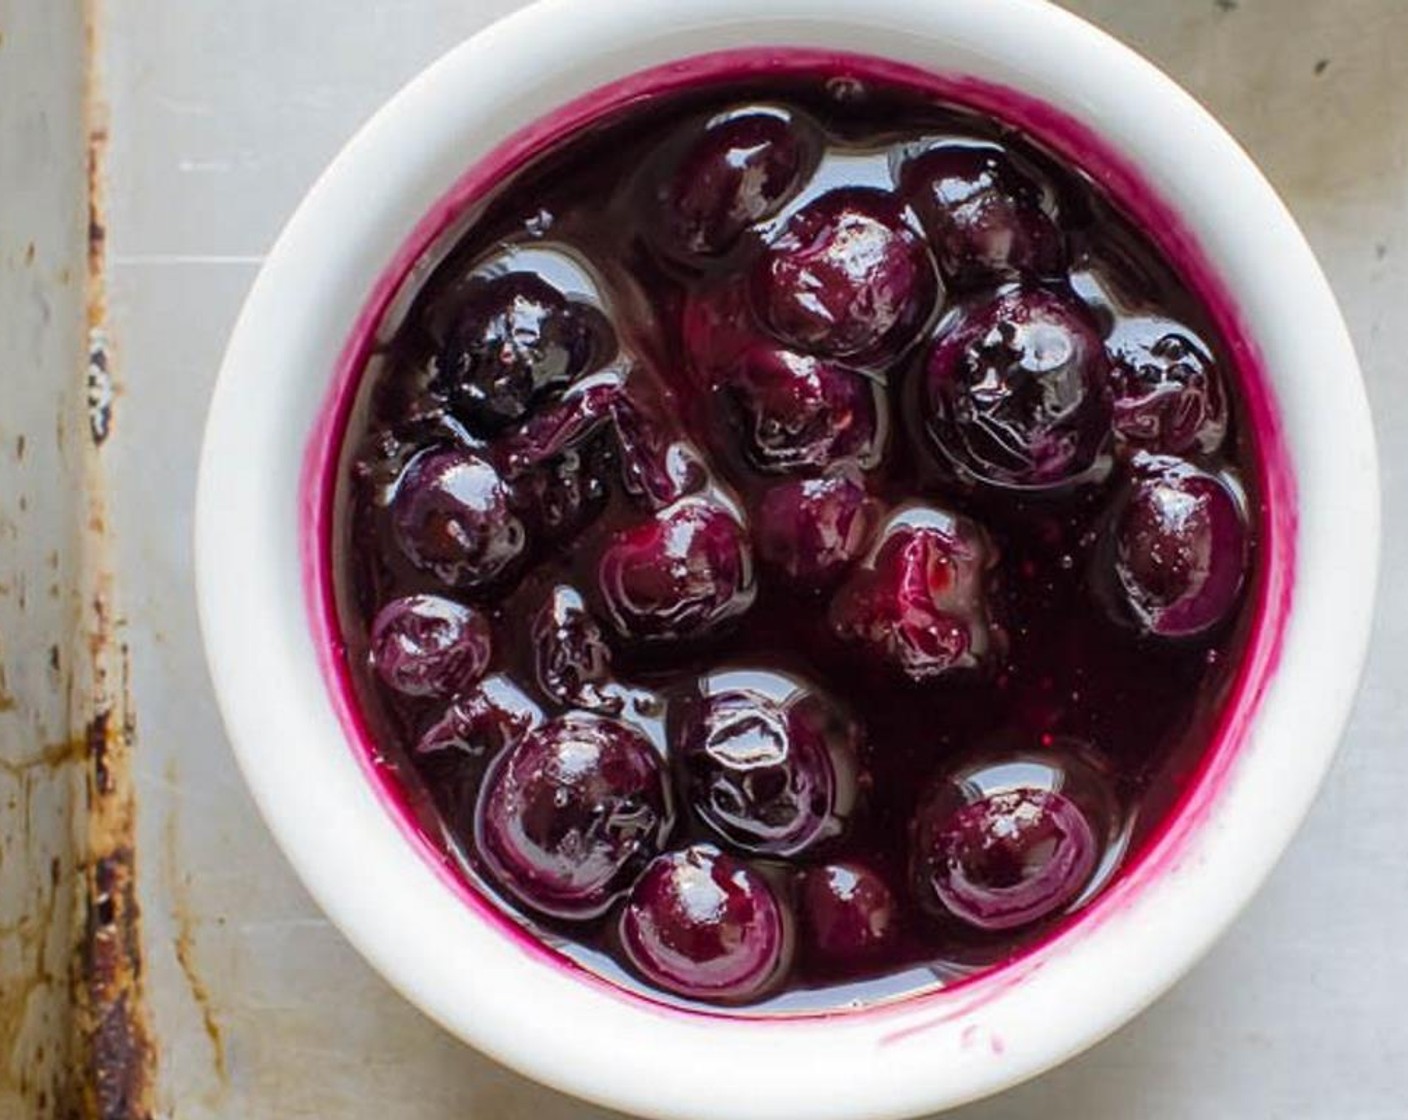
[71,0,156,1115]
[163,773,229,1090]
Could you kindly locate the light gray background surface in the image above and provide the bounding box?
[91,1,1408,1115]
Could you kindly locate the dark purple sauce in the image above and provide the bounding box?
[319,60,1277,1014]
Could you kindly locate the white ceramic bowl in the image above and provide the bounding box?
[196,1,1379,1116]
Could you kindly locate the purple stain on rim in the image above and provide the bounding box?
[299,48,1295,1026]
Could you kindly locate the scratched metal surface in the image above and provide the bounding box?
[3,1,162,1116]
[3,0,1401,1116]
[0,3,86,1117]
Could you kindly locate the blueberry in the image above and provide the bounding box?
[716,344,884,474]
[476,712,673,920]
[910,786,1098,932]
[619,844,792,1003]
[507,443,613,540]
[829,507,1002,682]
[497,376,621,537]
[923,287,1112,490]
[496,377,620,476]
[755,472,879,589]
[901,143,1064,287]
[610,390,708,510]
[1094,453,1250,638]
[655,108,813,259]
[673,669,861,857]
[531,586,620,713]
[369,594,492,699]
[597,500,756,643]
[416,674,541,760]
[437,273,610,434]
[390,448,526,586]
[799,861,899,969]
[751,188,939,362]
[1108,321,1228,456]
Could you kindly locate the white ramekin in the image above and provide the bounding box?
[196,1,1378,1117]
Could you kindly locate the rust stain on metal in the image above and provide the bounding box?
[73,0,157,1115]
[171,917,228,1086]
[85,145,115,449]
[163,786,229,1088]
[87,700,112,797]
[0,737,86,780]
[0,875,64,1113]
[84,0,114,452]
[76,640,154,1120]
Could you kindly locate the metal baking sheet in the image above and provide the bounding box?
[1,1,1404,1116]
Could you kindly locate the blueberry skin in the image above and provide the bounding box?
[369,594,492,699]
[389,447,526,587]
[619,844,793,1003]
[476,712,674,921]
[799,861,900,969]
[672,669,862,857]
[437,272,610,435]
[530,585,620,713]
[923,287,1112,492]
[910,787,1098,932]
[901,142,1064,288]
[829,506,1003,683]
[715,344,885,475]
[1093,453,1250,639]
[1108,320,1228,457]
[751,188,939,364]
[596,500,756,644]
[654,107,815,259]
[755,472,879,589]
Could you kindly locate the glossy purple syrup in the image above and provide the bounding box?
[322,63,1278,1013]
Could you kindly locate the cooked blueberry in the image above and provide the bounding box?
[715,344,884,474]
[923,287,1112,490]
[390,448,526,586]
[829,507,1002,682]
[620,844,792,1002]
[476,712,673,920]
[369,594,491,699]
[1108,321,1228,456]
[531,586,620,713]
[799,862,899,969]
[655,108,813,258]
[497,377,620,475]
[417,674,541,760]
[1094,454,1250,638]
[436,273,610,433]
[507,443,612,539]
[911,786,1098,932]
[497,377,621,537]
[751,188,939,362]
[755,472,878,588]
[597,500,756,643]
[673,669,861,857]
[901,143,1063,286]
[610,390,708,509]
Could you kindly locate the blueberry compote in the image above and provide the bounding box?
[332,66,1263,1011]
